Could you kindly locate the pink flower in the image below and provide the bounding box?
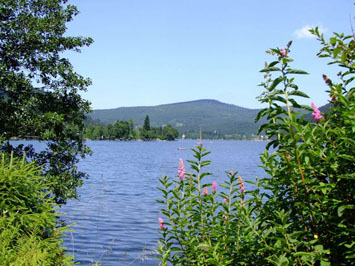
[158,217,165,230]
[178,158,186,179]
[280,48,287,57]
[212,181,217,193]
[238,176,245,194]
[203,187,208,195]
[223,198,228,204]
[311,102,324,122]
[229,171,234,176]
[199,139,203,148]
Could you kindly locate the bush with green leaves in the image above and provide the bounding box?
[157,28,354,266]
[0,0,93,204]
[0,153,74,265]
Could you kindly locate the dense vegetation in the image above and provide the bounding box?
[1,0,353,265]
[84,115,179,141]
[157,29,354,265]
[89,99,266,139]
[0,153,74,265]
[0,0,92,204]
[0,0,92,264]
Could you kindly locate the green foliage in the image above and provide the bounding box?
[157,146,253,265]
[144,115,151,131]
[0,0,93,203]
[84,119,179,141]
[0,153,74,265]
[157,29,354,265]
[156,125,180,141]
[255,28,354,265]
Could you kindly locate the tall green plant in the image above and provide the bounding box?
[157,145,255,265]
[255,28,354,265]
[157,28,354,265]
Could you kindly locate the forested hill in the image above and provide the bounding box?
[89,99,265,138]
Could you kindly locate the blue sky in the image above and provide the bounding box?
[66,0,354,110]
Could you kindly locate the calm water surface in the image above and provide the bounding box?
[57,139,268,265]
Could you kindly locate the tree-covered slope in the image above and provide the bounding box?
[89,99,264,136]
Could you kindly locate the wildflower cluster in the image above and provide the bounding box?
[157,145,248,265]
[311,102,324,121]
[157,28,354,266]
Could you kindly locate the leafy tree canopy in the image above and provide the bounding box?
[84,119,179,141]
[0,0,93,204]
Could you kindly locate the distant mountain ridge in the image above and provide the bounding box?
[89,99,264,137]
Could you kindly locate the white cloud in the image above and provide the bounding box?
[294,25,327,39]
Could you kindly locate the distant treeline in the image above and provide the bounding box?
[84,116,267,140]
[84,115,179,141]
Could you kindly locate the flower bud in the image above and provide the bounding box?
[212,181,217,193]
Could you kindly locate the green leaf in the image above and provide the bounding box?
[338,154,354,161]
[269,61,279,67]
[301,105,313,112]
[338,173,355,180]
[315,244,324,253]
[288,98,301,108]
[295,251,312,255]
[288,90,310,98]
[260,67,282,72]
[273,96,287,104]
[269,77,284,90]
[304,156,310,164]
[338,205,355,217]
[330,37,337,46]
[287,69,309,75]
[255,108,269,122]
[333,47,341,58]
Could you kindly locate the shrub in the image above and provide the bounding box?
[0,153,74,265]
[157,28,354,265]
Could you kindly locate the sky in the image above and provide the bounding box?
[66,0,354,110]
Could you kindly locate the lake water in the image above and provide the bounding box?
[51,140,267,265]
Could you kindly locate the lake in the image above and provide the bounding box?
[56,139,269,265]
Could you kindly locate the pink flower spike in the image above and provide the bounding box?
[158,217,165,230]
[212,181,217,193]
[223,198,228,204]
[311,102,324,122]
[203,187,208,195]
[229,171,234,176]
[238,176,245,194]
[178,158,186,179]
[322,74,331,85]
[280,48,287,57]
